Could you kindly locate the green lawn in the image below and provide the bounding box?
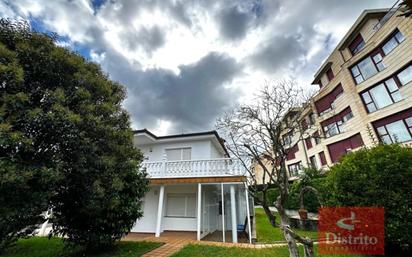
[1,237,162,257]
[170,244,366,257]
[255,208,318,243]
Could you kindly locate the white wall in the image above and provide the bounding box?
[138,140,216,162]
[210,141,224,158]
[131,185,159,233]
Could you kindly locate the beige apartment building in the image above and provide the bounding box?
[256,7,412,184]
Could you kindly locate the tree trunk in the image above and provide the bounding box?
[277,206,300,257]
[262,203,277,227]
[303,242,315,257]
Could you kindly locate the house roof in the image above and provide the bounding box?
[311,8,390,85]
[133,129,230,157]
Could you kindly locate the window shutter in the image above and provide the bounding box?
[327,133,364,163]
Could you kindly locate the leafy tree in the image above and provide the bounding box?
[327,144,412,251]
[0,19,148,249]
[0,20,62,251]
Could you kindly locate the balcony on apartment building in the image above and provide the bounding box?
[141,158,247,178]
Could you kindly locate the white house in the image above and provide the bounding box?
[131,129,254,243]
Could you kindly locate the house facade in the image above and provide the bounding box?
[131,129,253,243]
[255,7,412,183]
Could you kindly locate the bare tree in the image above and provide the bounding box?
[217,80,317,257]
[399,0,412,17]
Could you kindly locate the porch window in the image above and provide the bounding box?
[166,148,191,161]
[166,193,196,218]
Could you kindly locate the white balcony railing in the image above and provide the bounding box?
[140,158,247,178]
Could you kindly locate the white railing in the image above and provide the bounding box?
[140,158,247,178]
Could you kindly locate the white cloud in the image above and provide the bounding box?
[1,0,391,134]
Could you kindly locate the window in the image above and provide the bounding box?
[286,144,299,161]
[397,65,412,86]
[361,78,402,113]
[327,133,364,163]
[166,148,191,161]
[319,151,327,166]
[351,54,385,84]
[322,108,354,138]
[288,162,302,177]
[349,34,366,55]
[314,84,344,115]
[282,133,292,146]
[166,194,196,218]
[326,68,334,82]
[305,137,313,150]
[376,120,412,144]
[309,156,317,168]
[382,30,405,55]
[308,113,316,125]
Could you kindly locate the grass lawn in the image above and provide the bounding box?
[1,237,162,257]
[255,208,318,243]
[170,244,367,257]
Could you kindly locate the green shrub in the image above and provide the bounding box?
[327,144,412,250]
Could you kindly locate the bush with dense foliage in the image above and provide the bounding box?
[326,144,412,250]
[0,19,148,250]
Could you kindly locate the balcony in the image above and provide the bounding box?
[141,158,247,178]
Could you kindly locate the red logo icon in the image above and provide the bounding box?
[318,207,384,255]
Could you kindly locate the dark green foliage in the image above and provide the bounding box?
[326,144,412,250]
[0,19,148,250]
[254,168,327,213]
[0,20,62,251]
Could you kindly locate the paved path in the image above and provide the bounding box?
[123,231,298,257]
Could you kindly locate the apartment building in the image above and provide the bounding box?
[276,7,412,181]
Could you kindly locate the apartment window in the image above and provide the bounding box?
[382,30,405,55]
[361,78,402,113]
[308,113,316,125]
[376,120,412,144]
[166,148,191,161]
[309,156,317,168]
[166,194,196,218]
[351,53,385,84]
[288,162,302,177]
[327,133,364,163]
[326,68,334,81]
[282,133,292,146]
[321,107,354,138]
[397,65,412,86]
[286,144,299,161]
[305,137,313,150]
[319,151,327,166]
[349,34,365,55]
[314,84,344,115]
[301,119,308,131]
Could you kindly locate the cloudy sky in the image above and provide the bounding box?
[1,0,391,135]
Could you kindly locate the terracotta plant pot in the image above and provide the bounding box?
[298,208,308,220]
